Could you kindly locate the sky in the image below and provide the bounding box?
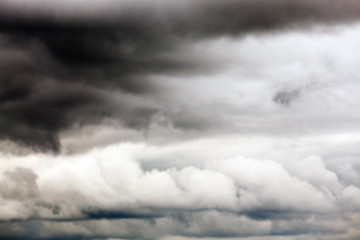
[0,0,360,239]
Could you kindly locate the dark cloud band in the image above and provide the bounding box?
[1,0,360,152]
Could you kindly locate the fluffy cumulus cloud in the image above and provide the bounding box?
[1,0,360,239]
[0,137,360,239]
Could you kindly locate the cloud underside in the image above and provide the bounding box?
[1,0,360,151]
[1,0,360,239]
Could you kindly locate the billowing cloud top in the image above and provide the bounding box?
[0,1,360,240]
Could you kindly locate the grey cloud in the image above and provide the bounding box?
[3,0,360,35]
[273,89,301,107]
[1,0,360,151]
[1,1,360,239]
[0,167,39,200]
[0,210,356,240]
[0,26,203,151]
[0,34,172,151]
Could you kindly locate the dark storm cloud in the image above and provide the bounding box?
[0,75,105,152]
[0,19,204,151]
[2,0,360,151]
[2,0,360,35]
[0,31,173,151]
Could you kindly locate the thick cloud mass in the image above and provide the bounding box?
[1,136,360,239]
[1,0,360,239]
[1,0,360,151]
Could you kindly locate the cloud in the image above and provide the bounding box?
[1,1,360,151]
[1,1,360,239]
[273,89,301,107]
[2,0,360,33]
[0,167,39,200]
[0,135,359,239]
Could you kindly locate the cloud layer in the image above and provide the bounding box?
[1,0,360,151]
[1,134,360,239]
[1,1,360,239]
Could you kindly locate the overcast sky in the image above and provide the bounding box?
[1,1,360,239]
